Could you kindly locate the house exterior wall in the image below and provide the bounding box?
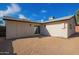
[40,21,68,38]
[40,17,75,38]
[5,16,75,39]
[5,20,39,39]
[67,17,75,37]
[6,20,17,39]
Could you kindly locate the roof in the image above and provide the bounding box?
[3,16,42,24]
[44,15,74,23]
[3,15,75,24]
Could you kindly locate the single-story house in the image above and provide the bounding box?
[3,15,76,39]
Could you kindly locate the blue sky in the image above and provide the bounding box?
[0,3,79,25]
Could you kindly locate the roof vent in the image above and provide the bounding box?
[49,16,55,21]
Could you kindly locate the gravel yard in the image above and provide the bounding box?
[1,34,79,55]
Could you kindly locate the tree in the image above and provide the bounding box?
[76,9,79,24]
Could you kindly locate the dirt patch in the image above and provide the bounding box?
[10,35,79,55]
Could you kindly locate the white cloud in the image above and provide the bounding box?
[18,14,27,19]
[0,3,21,17]
[40,19,44,22]
[41,10,47,13]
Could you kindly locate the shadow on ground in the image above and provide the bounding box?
[10,35,50,41]
[0,37,16,55]
[69,32,79,38]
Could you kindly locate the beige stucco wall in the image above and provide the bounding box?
[67,17,75,37]
[5,20,39,39]
[40,17,75,38]
[40,21,68,38]
[6,21,17,39]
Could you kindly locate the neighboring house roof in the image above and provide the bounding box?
[3,15,76,24]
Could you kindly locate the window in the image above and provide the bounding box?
[44,25,46,27]
[63,23,66,29]
[69,24,72,29]
[29,24,31,26]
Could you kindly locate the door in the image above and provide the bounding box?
[35,26,40,34]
